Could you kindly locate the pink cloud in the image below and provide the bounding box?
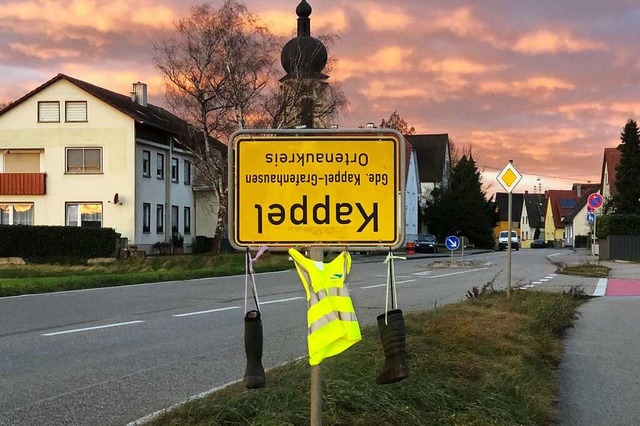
[514,30,605,54]
[361,6,413,31]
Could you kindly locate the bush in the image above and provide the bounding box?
[596,214,640,239]
[0,225,118,259]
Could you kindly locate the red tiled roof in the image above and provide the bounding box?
[601,147,622,197]
[547,189,582,229]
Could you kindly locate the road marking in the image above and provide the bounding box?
[548,253,564,257]
[549,273,558,277]
[260,297,304,305]
[173,306,240,317]
[544,276,555,279]
[424,267,488,278]
[361,279,415,289]
[413,271,433,276]
[532,281,543,285]
[42,320,146,336]
[593,278,607,296]
[540,278,549,282]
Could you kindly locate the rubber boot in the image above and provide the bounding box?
[376,309,409,385]
[244,310,266,389]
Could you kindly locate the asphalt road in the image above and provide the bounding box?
[0,248,593,425]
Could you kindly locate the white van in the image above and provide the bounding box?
[498,231,520,251]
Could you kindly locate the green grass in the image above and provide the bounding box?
[0,252,293,297]
[148,289,586,426]
[561,263,610,278]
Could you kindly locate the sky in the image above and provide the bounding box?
[1,0,639,197]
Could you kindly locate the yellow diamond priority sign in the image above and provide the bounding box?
[497,162,522,193]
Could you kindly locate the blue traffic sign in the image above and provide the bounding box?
[586,212,595,223]
[587,204,595,213]
[445,235,460,251]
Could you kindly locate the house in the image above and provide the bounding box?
[543,184,599,246]
[600,146,622,206]
[493,192,524,245]
[403,134,451,242]
[522,191,545,245]
[0,73,219,253]
[563,185,600,247]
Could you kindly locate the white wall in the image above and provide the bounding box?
[404,150,419,243]
[0,79,136,239]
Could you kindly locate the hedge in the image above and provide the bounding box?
[596,214,640,239]
[0,225,119,259]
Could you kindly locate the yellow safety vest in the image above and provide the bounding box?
[289,248,362,365]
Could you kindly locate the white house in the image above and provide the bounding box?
[0,74,219,253]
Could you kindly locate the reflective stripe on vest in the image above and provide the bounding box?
[289,248,362,365]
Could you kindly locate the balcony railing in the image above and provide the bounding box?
[0,173,46,195]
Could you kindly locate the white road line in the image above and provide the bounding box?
[532,281,543,285]
[425,267,488,278]
[548,253,564,257]
[260,297,304,305]
[42,320,146,336]
[413,271,433,276]
[594,278,608,296]
[361,279,415,289]
[540,279,549,282]
[544,276,555,279]
[173,306,240,317]
[549,273,558,277]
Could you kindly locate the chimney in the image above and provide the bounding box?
[131,82,147,107]
[576,184,582,197]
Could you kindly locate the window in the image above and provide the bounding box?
[66,147,102,173]
[156,204,164,233]
[184,160,191,185]
[171,158,179,182]
[65,101,87,122]
[0,204,34,225]
[157,153,165,179]
[3,151,40,173]
[143,203,151,233]
[38,101,60,122]
[142,150,151,177]
[66,203,102,228]
[172,205,179,232]
[184,206,191,234]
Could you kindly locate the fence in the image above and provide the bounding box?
[599,235,640,261]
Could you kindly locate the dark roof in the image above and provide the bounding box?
[494,192,525,222]
[404,134,449,183]
[564,186,600,223]
[524,193,545,228]
[600,146,622,197]
[0,73,193,142]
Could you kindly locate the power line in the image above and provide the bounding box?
[479,164,599,182]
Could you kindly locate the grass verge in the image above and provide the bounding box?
[148,289,586,426]
[561,263,610,278]
[0,253,293,297]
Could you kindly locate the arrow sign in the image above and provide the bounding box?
[587,193,604,210]
[445,235,460,251]
[586,212,595,223]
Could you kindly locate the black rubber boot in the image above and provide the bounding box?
[244,310,266,389]
[376,309,409,385]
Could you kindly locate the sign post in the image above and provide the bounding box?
[445,235,460,263]
[587,193,604,257]
[229,128,405,425]
[496,161,523,298]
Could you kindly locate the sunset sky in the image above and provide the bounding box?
[1,0,639,196]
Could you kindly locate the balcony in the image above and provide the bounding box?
[0,173,46,195]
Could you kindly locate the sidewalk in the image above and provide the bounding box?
[556,248,640,426]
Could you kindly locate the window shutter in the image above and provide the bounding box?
[38,102,59,122]
[66,101,87,122]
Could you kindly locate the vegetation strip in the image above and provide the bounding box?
[147,289,586,426]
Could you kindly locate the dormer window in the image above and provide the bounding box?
[38,101,60,122]
[65,101,87,122]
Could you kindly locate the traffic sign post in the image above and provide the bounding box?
[228,129,405,251]
[586,193,603,257]
[445,235,460,262]
[496,161,523,298]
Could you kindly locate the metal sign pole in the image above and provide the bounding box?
[507,192,512,298]
[593,212,597,259]
[309,247,323,426]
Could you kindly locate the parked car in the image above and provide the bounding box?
[530,239,546,249]
[414,235,438,253]
[498,231,520,251]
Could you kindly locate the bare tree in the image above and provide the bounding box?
[154,1,349,250]
[380,111,415,135]
[154,1,278,250]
